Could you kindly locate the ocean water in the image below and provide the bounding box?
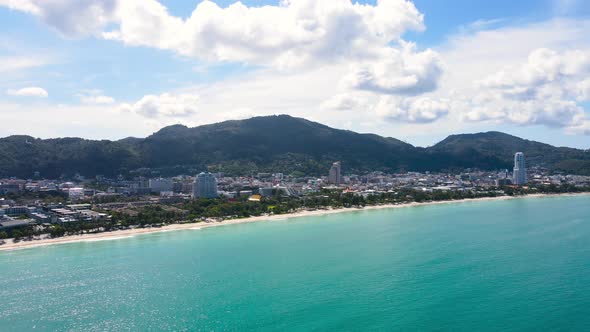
[1,195,590,331]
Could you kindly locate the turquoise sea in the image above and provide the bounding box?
[1,195,590,331]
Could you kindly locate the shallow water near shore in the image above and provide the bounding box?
[1,195,589,331]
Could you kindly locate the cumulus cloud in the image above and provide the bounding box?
[374,96,450,123]
[119,93,199,118]
[462,98,584,127]
[6,87,48,97]
[1,0,431,69]
[458,48,590,132]
[345,42,442,95]
[103,0,425,67]
[478,48,590,98]
[0,0,446,125]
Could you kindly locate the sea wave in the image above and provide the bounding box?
[81,235,135,242]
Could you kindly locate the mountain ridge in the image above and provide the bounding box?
[1,115,588,178]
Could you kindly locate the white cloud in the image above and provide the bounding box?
[0,101,146,139]
[577,79,590,101]
[0,0,439,91]
[0,0,40,15]
[0,55,51,73]
[567,120,590,135]
[320,93,367,111]
[461,98,585,127]
[1,0,426,66]
[459,48,590,130]
[119,93,199,118]
[374,96,450,123]
[77,90,115,104]
[104,0,425,68]
[114,63,349,129]
[478,48,590,96]
[440,18,590,90]
[458,18,507,34]
[0,0,447,136]
[344,42,442,95]
[436,19,590,136]
[6,87,48,97]
[0,0,117,37]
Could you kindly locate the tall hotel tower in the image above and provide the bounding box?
[193,172,219,198]
[328,161,342,185]
[512,152,527,186]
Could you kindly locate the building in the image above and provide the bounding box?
[149,178,173,194]
[239,190,253,196]
[0,219,33,230]
[193,172,218,199]
[259,187,275,197]
[496,169,512,186]
[248,194,262,202]
[328,161,342,185]
[30,212,51,223]
[4,206,29,216]
[67,204,92,211]
[50,208,79,223]
[68,188,85,200]
[78,210,110,222]
[513,152,527,185]
[259,186,296,197]
[0,181,25,194]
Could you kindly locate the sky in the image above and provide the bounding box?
[0,0,590,148]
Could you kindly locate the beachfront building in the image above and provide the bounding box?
[328,161,342,185]
[513,152,527,186]
[193,172,218,199]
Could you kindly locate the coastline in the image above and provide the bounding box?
[1,192,588,252]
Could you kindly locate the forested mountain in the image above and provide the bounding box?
[1,115,588,178]
[429,131,590,175]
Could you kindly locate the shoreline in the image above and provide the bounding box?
[1,192,589,252]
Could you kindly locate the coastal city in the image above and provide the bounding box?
[3,1,590,330]
[1,152,589,244]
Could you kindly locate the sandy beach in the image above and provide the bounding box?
[1,193,588,252]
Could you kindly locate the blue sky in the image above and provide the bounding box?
[0,0,589,148]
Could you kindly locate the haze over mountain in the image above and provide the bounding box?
[0,115,588,178]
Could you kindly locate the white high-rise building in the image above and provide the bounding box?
[328,161,342,185]
[193,172,218,198]
[513,152,527,185]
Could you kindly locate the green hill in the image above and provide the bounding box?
[429,131,590,174]
[0,115,588,178]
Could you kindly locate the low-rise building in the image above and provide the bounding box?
[5,206,29,216]
[0,219,33,230]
